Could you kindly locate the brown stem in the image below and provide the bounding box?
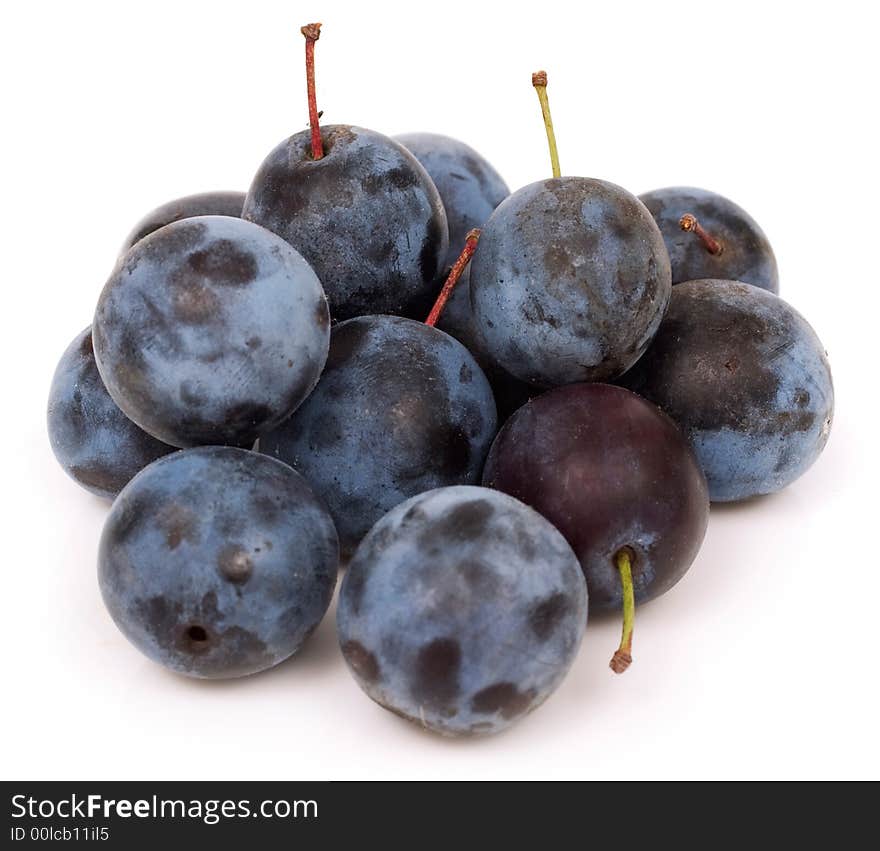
[609,646,632,674]
[425,230,482,327]
[301,23,323,160]
[679,213,723,256]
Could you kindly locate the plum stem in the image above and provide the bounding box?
[532,71,561,178]
[679,213,723,256]
[609,549,635,674]
[301,23,323,160]
[425,230,482,327]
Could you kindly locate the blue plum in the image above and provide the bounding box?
[259,315,497,556]
[393,134,531,417]
[394,132,509,270]
[470,177,672,387]
[621,280,834,501]
[639,186,779,292]
[243,125,448,321]
[483,384,709,612]
[99,446,338,678]
[337,485,587,736]
[428,267,535,423]
[120,191,245,254]
[93,215,330,448]
[47,327,176,499]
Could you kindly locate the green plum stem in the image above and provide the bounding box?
[610,549,634,674]
[532,71,561,178]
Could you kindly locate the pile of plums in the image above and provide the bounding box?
[47,25,834,737]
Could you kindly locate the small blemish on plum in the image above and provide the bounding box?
[183,624,211,653]
[529,593,571,640]
[156,503,200,550]
[471,682,536,719]
[426,499,494,544]
[411,637,461,710]
[186,239,258,287]
[217,544,253,584]
[794,388,811,407]
[170,282,221,325]
[342,640,381,683]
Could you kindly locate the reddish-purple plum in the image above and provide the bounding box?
[483,383,708,671]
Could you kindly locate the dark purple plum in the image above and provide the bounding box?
[639,187,778,292]
[243,125,448,321]
[47,327,176,499]
[470,177,672,388]
[93,215,330,448]
[620,280,834,501]
[120,191,245,254]
[337,485,587,736]
[99,447,338,678]
[260,315,497,556]
[483,383,708,671]
[394,132,509,270]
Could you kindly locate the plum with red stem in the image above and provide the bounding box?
[395,132,525,412]
[639,186,778,292]
[260,234,497,556]
[243,24,448,321]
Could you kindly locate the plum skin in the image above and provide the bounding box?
[120,191,245,254]
[98,447,338,678]
[337,486,587,736]
[93,215,330,448]
[621,279,834,501]
[243,125,448,321]
[483,383,709,610]
[393,133,530,418]
[470,177,672,388]
[47,327,176,499]
[394,132,509,270]
[259,315,498,557]
[639,186,778,293]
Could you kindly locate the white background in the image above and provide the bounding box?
[2,0,877,780]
